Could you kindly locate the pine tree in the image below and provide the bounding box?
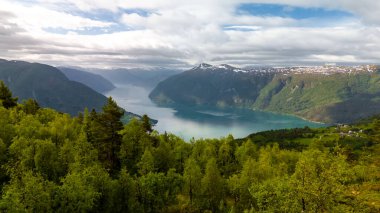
[0,81,18,109]
[88,97,124,174]
[141,114,153,133]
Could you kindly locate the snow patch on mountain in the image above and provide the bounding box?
[193,63,248,73]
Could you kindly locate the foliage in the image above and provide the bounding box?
[0,84,379,212]
[0,80,18,109]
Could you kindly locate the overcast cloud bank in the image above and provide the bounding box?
[1,0,380,68]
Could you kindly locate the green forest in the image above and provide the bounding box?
[0,80,379,212]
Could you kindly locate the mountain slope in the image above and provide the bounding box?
[58,67,115,93]
[0,59,109,115]
[150,64,274,107]
[150,64,380,123]
[253,73,380,123]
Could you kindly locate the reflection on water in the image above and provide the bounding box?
[105,84,325,140]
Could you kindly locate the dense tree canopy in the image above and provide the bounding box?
[0,83,379,212]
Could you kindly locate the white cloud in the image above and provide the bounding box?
[37,0,380,25]
[0,0,380,68]
[1,0,113,32]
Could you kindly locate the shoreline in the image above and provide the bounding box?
[152,100,328,126]
[250,108,328,126]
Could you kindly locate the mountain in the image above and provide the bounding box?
[150,63,380,123]
[149,63,274,106]
[0,59,152,124]
[0,59,109,115]
[90,68,182,89]
[58,67,115,93]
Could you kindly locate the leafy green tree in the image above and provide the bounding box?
[235,139,258,165]
[227,158,258,211]
[250,177,298,212]
[137,149,155,175]
[183,158,202,207]
[291,149,352,212]
[200,158,225,212]
[119,118,153,173]
[0,139,8,192]
[112,168,139,212]
[0,81,18,109]
[56,170,101,212]
[165,169,183,207]
[8,137,60,180]
[137,172,168,213]
[218,138,237,176]
[0,171,55,212]
[153,136,175,173]
[172,138,191,173]
[0,107,16,145]
[22,98,40,115]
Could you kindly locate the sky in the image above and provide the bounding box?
[1,0,380,68]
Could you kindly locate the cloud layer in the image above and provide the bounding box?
[0,0,380,68]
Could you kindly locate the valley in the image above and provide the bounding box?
[106,84,324,140]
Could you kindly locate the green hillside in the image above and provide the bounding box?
[254,72,380,123]
[0,59,108,115]
[0,59,154,124]
[150,65,380,123]
[0,84,379,212]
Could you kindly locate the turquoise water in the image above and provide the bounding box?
[106,84,326,140]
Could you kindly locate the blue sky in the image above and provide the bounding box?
[0,0,379,68]
[44,2,357,35]
[237,3,353,20]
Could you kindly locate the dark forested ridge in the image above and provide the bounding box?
[150,64,380,123]
[0,59,108,115]
[0,59,147,123]
[58,67,116,93]
[0,83,379,212]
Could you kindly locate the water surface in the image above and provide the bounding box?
[106,84,325,140]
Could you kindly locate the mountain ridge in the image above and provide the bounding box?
[150,63,380,123]
[58,67,115,93]
[0,59,155,124]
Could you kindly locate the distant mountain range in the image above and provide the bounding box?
[58,67,115,93]
[89,68,182,89]
[150,63,380,123]
[0,59,152,123]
